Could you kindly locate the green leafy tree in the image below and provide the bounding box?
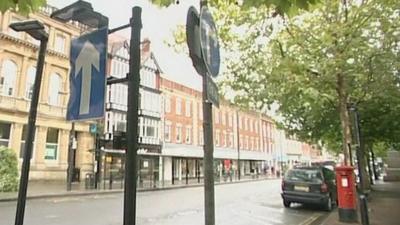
[0,0,46,14]
[219,0,399,189]
[0,147,18,192]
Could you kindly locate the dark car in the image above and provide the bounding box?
[281,166,337,211]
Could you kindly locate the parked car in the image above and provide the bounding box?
[281,166,337,211]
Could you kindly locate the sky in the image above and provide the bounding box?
[47,0,204,90]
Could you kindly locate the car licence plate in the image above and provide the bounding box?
[294,186,309,192]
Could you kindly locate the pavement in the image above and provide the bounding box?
[0,174,274,202]
[316,180,400,225]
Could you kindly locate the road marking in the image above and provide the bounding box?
[298,213,321,225]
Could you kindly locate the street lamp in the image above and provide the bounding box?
[51,1,109,192]
[10,19,48,225]
[50,0,108,28]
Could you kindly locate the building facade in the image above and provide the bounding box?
[102,36,163,188]
[0,7,95,180]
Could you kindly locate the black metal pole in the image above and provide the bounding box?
[353,107,370,225]
[236,110,240,180]
[123,7,141,225]
[15,37,48,225]
[202,73,215,225]
[67,122,75,191]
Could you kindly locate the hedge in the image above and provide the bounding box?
[0,146,18,192]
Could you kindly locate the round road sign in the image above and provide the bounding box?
[199,6,220,77]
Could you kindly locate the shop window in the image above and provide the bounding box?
[45,128,59,160]
[20,125,35,159]
[0,122,11,147]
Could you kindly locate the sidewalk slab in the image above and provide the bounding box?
[319,181,400,225]
[0,176,278,202]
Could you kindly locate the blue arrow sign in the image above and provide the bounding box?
[67,27,107,121]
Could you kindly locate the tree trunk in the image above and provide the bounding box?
[336,73,352,165]
[360,141,371,190]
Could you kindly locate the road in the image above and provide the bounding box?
[0,179,327,225]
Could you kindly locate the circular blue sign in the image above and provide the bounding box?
[200,6,220,77]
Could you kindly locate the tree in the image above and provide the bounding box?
[0,147,18,192]
[0,0,46,14]
[220,0,399,189]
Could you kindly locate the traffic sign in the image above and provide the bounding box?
[206,76,219,108]
[186,6,207,76]
[89,124,97,134]
[200,6,220,77]
[67,27,107,121]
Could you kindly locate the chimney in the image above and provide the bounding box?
[142,38,151,53]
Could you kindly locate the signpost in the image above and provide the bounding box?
[206,76,219,107]
[186,2,221,225]
[67,27,107,121]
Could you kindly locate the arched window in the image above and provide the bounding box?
[25,66,36,99]
[48,73,61,106]
[0,60,17,96]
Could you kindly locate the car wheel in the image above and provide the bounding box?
[283,200,291,208]
[324,196,333,211]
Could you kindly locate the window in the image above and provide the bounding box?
[45,128,59,160]
[54,34,66,53]
[48,73,61,106]
[229,114,233,127]
[165,96,171,113]
[239,116,243,129]
[164,122,171,142]
[229,133,234,148]
[185,101,191,117]
[0,122,11,147]
[222,112,226,125]
[144,119,157,138]
[20,125,35,159]
[223,131,228,147]
[198,103,203,120]
[185,127,191,144]
[215,130,220,146]
[215,111,220,124]
[176,124,182,143]
[0,60,17,96]
[199,128,204,146]
[250,120,253,132]
[245,118,248,130]
[25,67,36,99]
[176,98,182,115]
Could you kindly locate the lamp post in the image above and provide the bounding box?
[10,20,48,225]
[348,103,370,225]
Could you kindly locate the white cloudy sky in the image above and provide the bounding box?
[47,0,203,90]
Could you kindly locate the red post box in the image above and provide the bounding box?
[335,166,358,222]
